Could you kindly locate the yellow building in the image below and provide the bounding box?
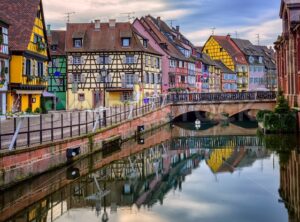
[203,35,249,92]
[65,20,162,110]
[0,0,50,113]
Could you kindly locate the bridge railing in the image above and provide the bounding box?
[168,91,277,103]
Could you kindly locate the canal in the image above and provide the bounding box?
[0,121,299,222]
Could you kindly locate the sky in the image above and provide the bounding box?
[43,0,282,47]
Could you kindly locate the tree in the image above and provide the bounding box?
[274,90,290,114]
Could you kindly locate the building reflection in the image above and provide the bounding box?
[279,150,300,222]
[3,126,297,222]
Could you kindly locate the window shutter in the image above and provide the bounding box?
[30,59,34,76]
[143,72,147,83]
[68,56,73,65]
[134,55,138,64]
[68,73,74,83]
[123,56,126,64]
[43,63,47,76]
[80,74,85,83]
[23,58,26,75]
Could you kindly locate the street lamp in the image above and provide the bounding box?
[100,67,108,107]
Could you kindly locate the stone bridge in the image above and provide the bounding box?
[168,91,276,119]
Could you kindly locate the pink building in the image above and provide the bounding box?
[133,16,193,93]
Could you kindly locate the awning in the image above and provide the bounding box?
[16,90,43,95]
[42,91,56,98]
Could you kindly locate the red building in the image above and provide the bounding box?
[275,0,300,107]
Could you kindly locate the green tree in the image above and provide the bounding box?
[274,90,290,114]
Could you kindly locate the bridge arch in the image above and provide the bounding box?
[171,102,276,120]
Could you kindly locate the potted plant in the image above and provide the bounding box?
[37,41,46,51]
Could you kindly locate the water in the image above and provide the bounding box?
[1,123,299,222]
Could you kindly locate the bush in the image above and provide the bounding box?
[256,110,272,122]
[25,107,32,113]
[34,107,41,114]
[264,113,281,132]
[275,90,290,114]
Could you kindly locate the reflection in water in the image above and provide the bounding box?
[1,124,299,222]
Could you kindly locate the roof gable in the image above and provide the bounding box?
[0,0,45,52]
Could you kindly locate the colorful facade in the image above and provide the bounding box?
[47,29,67,110]
[232,38,268,91]
[203,35,249,92]
[275,0,300,106]
[214,60,237,92]
[65,20,162,110]
[0,0,49,113]
[0,19,9,115]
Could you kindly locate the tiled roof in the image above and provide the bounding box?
[65,22,161,55]
[48,30,66,56]
[254,45,276,70]
[141,16,188,61]
[231,38,263,57]
[212,35,248,65]
[200,53,216,66]
[0,0,42,52]
[214,60,236,74]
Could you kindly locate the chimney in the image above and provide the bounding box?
[157,17,161,27]
[95,19,100,30]
[176,25,180,32]
[47,24,51,35]
[109,19,116,28]
[226,34,231,39]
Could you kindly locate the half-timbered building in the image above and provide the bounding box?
[0,0,50,113]
[203,35,249,92]
[0,18,9,115]
[65,20,162,110]
[47,29,67,110]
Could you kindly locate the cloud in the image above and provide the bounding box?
[43,0,191,29]
[185,18,281,47]
[43,0,282,46]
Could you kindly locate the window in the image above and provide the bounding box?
[125,55,135,64]
[178,61,184,68]
[34,34,42,44]
[52,58,58,68]
[73,56,81,65]
[73,38,82,48]
[26,59,31,76]
[180,76,185,83]
[143,39,148,48]
[51,44,57,51]
[146,73,150,84]
[122,38,130,47]
[78,93,85,102]
[156,58,160,68]
[73,73,81,83]
[125,74,134,85]
[98,56,110,64]
[38,62,43,77]
[170,60,176,68]
[157,74,161,84]
[37,9,41,19]
[152,73,155,84]
[122,92,132,101]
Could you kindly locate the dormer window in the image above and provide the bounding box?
[51,44,57,51]
[122,38,130,47]
[143,39,148,48]
[73,38,83,48]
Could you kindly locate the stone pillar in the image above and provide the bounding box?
[2,92,6,115]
